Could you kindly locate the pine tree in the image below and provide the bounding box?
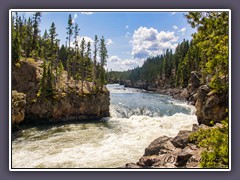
[45,63,55,98]
[85,41,92,80]
[185,12,228,92]
[12,13,21,63]
[66,14,73,48]
[32,12,41,57]
[38,59,47,98]
[99,36,108,91]
[25,17,33,57]
[92,35,99,91]
[49,22,58,69]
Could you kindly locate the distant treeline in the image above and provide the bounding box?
[108,12,229,93]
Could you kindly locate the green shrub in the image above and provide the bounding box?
[26,58,36,63]
[189,118,229,168]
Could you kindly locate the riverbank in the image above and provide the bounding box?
[12,84,198,168]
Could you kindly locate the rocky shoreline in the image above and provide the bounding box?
[121,71,228,168]
[125,123,224,168]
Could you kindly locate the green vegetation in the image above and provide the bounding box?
[12,12,109,99]
[106,12,229,168]
[185,12,228,93]
[12,11,229,168]
[189,118,229,168]
[108,12,229,94]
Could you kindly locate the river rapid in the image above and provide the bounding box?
[12,84,198,168]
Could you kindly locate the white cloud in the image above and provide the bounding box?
[179,27,186,35]
[106,39,113,46]
[81,12,94,15]
[70,36,94,48]
[131,26,178,59]
[74,13,78,19]
[125,25,129,29]
[171,12,176,15]
[173,25,178,30]
[109,56,121,63]
[125,32,130,38]
[107,55,144,71]
[72,13,78,23]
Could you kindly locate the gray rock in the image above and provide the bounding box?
[174,148,193,167]
[12,91,26,125]
[170,130,192,149]
[192,124,199,132]
[189,71,201,91]
[144,136,174,156]
[195,85,227,125]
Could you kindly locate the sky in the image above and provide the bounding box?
[15,10,196,71]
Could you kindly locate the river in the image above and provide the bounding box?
[12,84,198,168]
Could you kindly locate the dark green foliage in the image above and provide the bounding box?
[12,30,21,62]
[32,12,41,57]
[99,36,108,90]
[66,14,73,48]
[185,12,229,93]
[189,118,229,168]
[12,12,109,98]
[38,59,47,97]
[45,63,55,97]
[58,45,68,68]
[109,12,228,95]
[38,60,55,98]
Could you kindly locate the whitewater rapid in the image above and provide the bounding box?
[12,84,198,168]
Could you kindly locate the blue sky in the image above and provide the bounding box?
[15,11,196,71]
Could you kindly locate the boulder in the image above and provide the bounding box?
[12,91,26,125]
[195,85,228,125]
[123,80,133,87]
[174,147,193,167]
[188,71,201,92]
[185,145,202,168]
[125,132,202,168]
[137,156,163,167]
[144,136,174,156]
[180,88,189,100]
[170,130,192,149]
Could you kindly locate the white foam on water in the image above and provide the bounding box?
[12,112,197,168]
[12,85,198,168]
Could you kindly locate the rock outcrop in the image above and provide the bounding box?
[125,125,203,168]
[12,59,110,124]
[12,90,26,125]
[124,122,227,168]
[195,85,228,125]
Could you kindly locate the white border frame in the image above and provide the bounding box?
[9,9,231,171]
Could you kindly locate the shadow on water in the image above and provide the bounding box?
[11,118,112,141]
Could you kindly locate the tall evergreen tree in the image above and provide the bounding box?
[66,14,73,48]
[32,12,41,56]
[185,12,228,92]
[99,36,108,91]
[92,35,99,90]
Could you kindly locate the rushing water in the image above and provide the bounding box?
[12,84,198,168]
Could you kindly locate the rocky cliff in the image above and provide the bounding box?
[195,85,228,125]
[12,90,26,126]
[12,59,110,125]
